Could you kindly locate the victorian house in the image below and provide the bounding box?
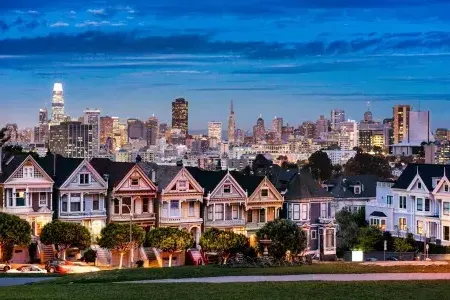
[90,159,157,230]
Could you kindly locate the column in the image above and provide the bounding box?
[264,207,268,223]
[68,193,71,212]
[213,203,216,221]
[223,204,226,221]
[26,187,29,207]
[12,187,16,207]
[80,193,84,213]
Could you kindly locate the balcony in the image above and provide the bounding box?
[160,217,203,224]
[205,219,246,227]
[318,217,335,224]
[60,211,106,218]
[111,213,156,221]
[246,222,267,230]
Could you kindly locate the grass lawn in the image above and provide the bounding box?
[2,281,450,300]
[46,263,450,284]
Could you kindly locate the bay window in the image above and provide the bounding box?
[188,201,195,217]
[215,204,224,220]
[93,194,100,211]
[301,204,308,220]
[293,204,300,220]
[170,200,180,217]
[122,197,131,214]
[70,193,81,212]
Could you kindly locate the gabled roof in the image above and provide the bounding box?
[0,154,28,183]
[185,167,226,196]
[138,162,183,192]
[90,158,135,189]
[370,211,387,217]
[327,175,378,199]
[38,154,83,187]
[230,171,265,196]
[284,171,331,200]
[393,164,450,191]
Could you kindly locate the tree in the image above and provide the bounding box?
[256,219,307,259]
[146,227,193,267]
[335,210,360,250]
[40,221,91,260]
[200,228,248,264]
[394,238,414,259]
[98,223,145,269]
[303,150,332,182]
[0,213,31,262]
[356,227,382,252]
[252,154,273,176]
[344,152,391,179]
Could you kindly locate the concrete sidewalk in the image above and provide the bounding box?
[119,273,450,284]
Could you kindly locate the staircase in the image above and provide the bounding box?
[92,246,111,266]
[41,244,55,263]
[187,249,205,266]
[144,247,159,267]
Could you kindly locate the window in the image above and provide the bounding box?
[381,219,386,231]
[387,195,393,205]
[301,204,308,220]
[223,184,231,194]
[39,193,47,207]
[79,173,90,185]
[417,220,423,235]
[293,204,300,220]
[288,204,293,220]
[259,209,266,223]
[188,202,195,217]
[354,186,361,194]
[142,197,151,213]
[425,198,430,212]
[370,218,380,227]
[178,181,187,191]
[131,178,139,186]
[70,193,81,212]
[215,204,224,220]
[444,226,450,241]
[325,229,334,248]
[261,189,269,197]
[311,230,317,240]
[62,196,68,212]
[418,182,422,189]
[399,196,407,209]
[15,190,26,206]
[232,205,239,219]
[398,217,407,230]
[417,198,423,211]
[444,202,450,215]
[162,202,169,217]
[170,200,180,217]
[320,203,327,218]
[207,206,213,221]
[93,194,100,211]
[23,167,34,178]
[114,199,120,214]
[247,210,253,223]
[122,197,131,214]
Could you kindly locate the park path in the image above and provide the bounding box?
[119,273,450,284]
[0,277,54,287]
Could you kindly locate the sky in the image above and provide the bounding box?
[1,0,450,130]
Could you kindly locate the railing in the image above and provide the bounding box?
[366,201,394,208]
[246,222,267,230]
[60,211,106,217]
[1,207,35,213]
[111,213,156,221]
[160,217,203,224]
[205,219,246,226]
[318,217,335,223]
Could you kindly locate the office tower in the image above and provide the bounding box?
[315,115,328,138]
[84,109,100,157]
[208,121,222,141]
[253,115,266,143]
[435,128,448,142]
[272,117,283,141]
[363,102,373,123]
[127,118,145,141]
[235,129,244,146]
[172,98,188,136]
[49,121,93,158]
[358,130,373,151]
[50,83,65,125]
[339,120,358,150]
[146,116,159,146]
[100,116,114,145]
[393,104,411,144]
[299,121,316,139]
[4,124,18,143]
[228,100,236,144]
[34,108,49,144]
[330,109,345,130]
[408,110,432,144]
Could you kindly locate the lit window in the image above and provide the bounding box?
[15,190,26,207]
[398,218,407,231]
[301,204,308,220]
[293,204,300,220]
[417,220,423,235]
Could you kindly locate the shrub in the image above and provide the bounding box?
[136,260,144,268]
[82,249,97,263]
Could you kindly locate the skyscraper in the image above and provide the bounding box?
[146,116,159,146]
[49,121,93,158]
[253,115,266,143]
[228,100,236,144]
[172,98,188,136]
[34,108,49,144]
[393,105,411,144]
[330,109,345,130]
[84,109,101,157]
[127,118,145,141]
[315,115,329,138]
[50,83,65,125]
[272,117,283,141]
[208,121,222,141]
[100,116,114,145]
[408,110,432,144]
[299,121,316,139]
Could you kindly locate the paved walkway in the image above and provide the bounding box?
[0,277,54,287]
[120,273,450,284]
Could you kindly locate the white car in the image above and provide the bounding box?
[7,265,47,274]
[0,263,11,272]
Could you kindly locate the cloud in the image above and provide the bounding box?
[87,8,106,15]
[50,21,69,28]
[283,92,450,101]
[190,87,282,91]
[0,20,9,32]
[75,20,125,27]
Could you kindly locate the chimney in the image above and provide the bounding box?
[151,169,156,183]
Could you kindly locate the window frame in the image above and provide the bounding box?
[399,196,407,209]
[223,184,232,194]
[301,203,308,220]
[417,198,423,212]
[418,182,422,189]
[92,194,100,211]
[188,201,195,217]
[130,178,140,187]
[311,230,317,240]
[170,200,180,217]
[261,189,269,197]
[444,226,450,241]
[444,202,450,216]
[293,204,300,220]
[386,195,393,205]
[398,217,407,231]
[79,173,90,185]
[39,192,47,207]
[23,166,34,179]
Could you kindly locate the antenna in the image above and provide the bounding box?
[366,101,371,112]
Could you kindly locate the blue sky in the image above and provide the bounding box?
[1,0,450,130]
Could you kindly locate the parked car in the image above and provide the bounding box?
[0,263,11,272]
[45,259,68,273]
[386,256,400,261]
[7,265,47,274]
[365,257,377,262]
[45,259,100,274]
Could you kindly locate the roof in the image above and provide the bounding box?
[138,162,182,192]
[284,171,332,200]
[185,167,226,196]
[38,154,83,187]
[0,154,28,183]
[392,164,450,191]
[327,175,378,199]
[90,158,135,189]
[370,211,387,217]
[230,171,265,196]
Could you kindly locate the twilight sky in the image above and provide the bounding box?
[1,0,450,130]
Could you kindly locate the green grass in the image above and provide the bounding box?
[45,263,450,284]
[2,282,450,300]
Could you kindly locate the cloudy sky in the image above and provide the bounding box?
[1,0,450,130]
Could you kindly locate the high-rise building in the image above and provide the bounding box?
[363,102,373,123]
[435,128,448,142]
[272,117,283,141]
[100,116,114,146]
[299,121,316,139]
[315,115,328,138]
[208,121,222,141]
[172,98,188,136]
[34,108,49,144]
[50,83,65,125]
[127,118,145,141]
[228,100,236,145]
[84,109,100,157]
[49,121,93,158]
[358,130,373,151]
[331,109,345,130]
[253,115,266,143]
[281,123,294,143]
[339,120,358,150]
[408,110,432,144]
[393,104,411,144]
[146,116,159,146]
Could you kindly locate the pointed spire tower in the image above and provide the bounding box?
[228,100,236,145]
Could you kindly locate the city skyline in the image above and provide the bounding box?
[2,0,450,129]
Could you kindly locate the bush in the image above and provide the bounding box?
[136,260,144,268]
[2,242,14,262]
[82,249,97,263]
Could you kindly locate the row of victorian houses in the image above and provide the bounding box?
[0,153,339,263]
